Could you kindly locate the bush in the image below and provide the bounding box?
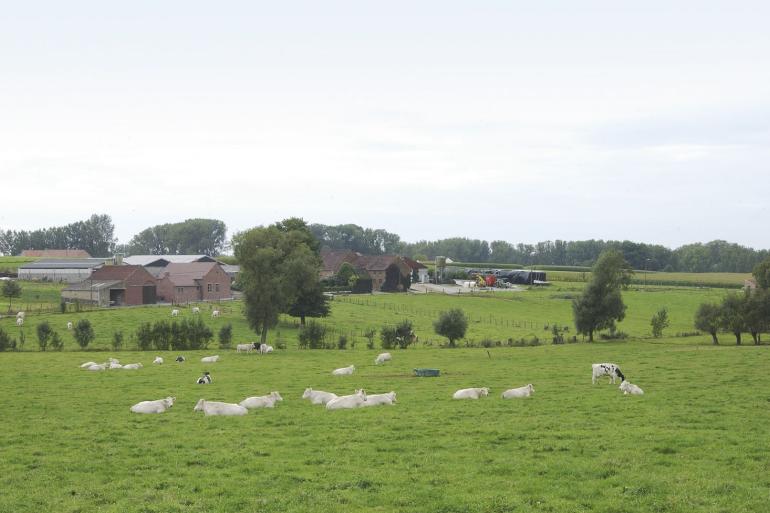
[60,301,66,314]
[337,334,348,350]
[364,328,376,350]
[111,331,124,351]
[73,319,95,349]
[0,327,10,352]
[380,326,398,349]
[50,331,64,351]
[152,321,172,351]
[135,323,153,351]
[480,337,495,348]
[599,328,628,341]
[433,309,468,347]
[650,307,670,338]
[394,319,415,349]
[36,321,53,351]
[18,330,25,350]
[219,323,233,349]
[184,317,213,350]
[298,321,326,349]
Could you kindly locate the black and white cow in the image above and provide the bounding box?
[175,356,186,363]
[591,363,625,384]
[196,371,212,385]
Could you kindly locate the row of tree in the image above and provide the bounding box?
[0,214,117,257]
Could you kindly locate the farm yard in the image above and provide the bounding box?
[1,275,768,512]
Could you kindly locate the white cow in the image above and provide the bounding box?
[332,365,355,376]
[259,343,274,354]
[302,388,338,405]
[193,399,248,416]
[240,391,283,409]
[619,380,644,395]
[108,362,123,369]
[326,389,368,410]
[153,356,164,364]
[212,310,221,318]
[236,343,257,353]
[16,311,25,320]
[122,363,143,370]
[130,397,175,414]
[452,387,490,400]
[592,363,625,385]
[375,352,392,365]
[108,358,120,364]
[201,355,220,363]
[192,307,200,314]
[87,364,106,371]
[16,317,23,327]
[501,384,534,399]
[361,391,396,407]
[67,321,73,330]
[171,309,179,317]
[80,361,99,368]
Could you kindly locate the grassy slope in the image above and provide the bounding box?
[1,343,768,513]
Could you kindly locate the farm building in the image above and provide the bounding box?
[156,262,232,304]
[17,258,107,283]
[123,254,220,278]
[19,249,91,258]
[61,265,157,306]
[320,250,412,292]
[403,257,429,283]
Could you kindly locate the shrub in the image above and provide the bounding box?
[36,321,53,351]
[433,309,468,347]
[152,321,172,351]
[136,322,153,351]
[364,328,376,349]
[73,319,95,349]
[480,337,495,348]
[298,321,326,349]
[0,327,10,352]
[184,317,213,350]
[219,323,233,349]
[380,326,398,349]
[650,307,670,338]
[394,319,415,349]
[111,331,124,351]
[59,301,66,314]
[50,331,64,351]
[18,330,25,350]
[337,334,348,350]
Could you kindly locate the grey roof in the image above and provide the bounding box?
[63,280,122,292]
[221,264,240,275]
[19,258,107,270]
[123,255,218,266]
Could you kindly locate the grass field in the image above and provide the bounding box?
[0,256,36,273]
[1,342,769,513]
[0,283,733,351]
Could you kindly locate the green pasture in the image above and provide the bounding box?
[1,280,67,313]
[1,342,769,513]
[0,283,733,351]
[0,256,36,273]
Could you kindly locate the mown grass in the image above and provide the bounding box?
[1,342,769,513]
[0,283,734,350]
[0,256,36,273]
[1,280,67,313]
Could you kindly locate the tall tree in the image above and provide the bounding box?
[694,303,722,345]
[127,218,227,255]
[234,219,321,344]
[720,293,747,345]
[753,256,770,289]
[0,214,116,256]
[572,249,633,342]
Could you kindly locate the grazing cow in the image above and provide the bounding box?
[332,365,355,376]
[175,356,186,362]
[153,356,164,365]
[192,307,200,314]
[619,380,644,395]
[86,364,106,371]
[375,352,392,365]
[171,309,179,317]
[236,343,257,353]
[201,355,219,363]
[361,391,397,407]
[259,343,274,354]
[326,389,367,410]
[240,391,283,409]
[592,363,625,385]
[212,310,220,318]
[80,361,99,368]
[130,397,175,414]
[122,363,143,370]
[108,362,123,369]
[67,322,73,330]
[452,387,490,400]
[501,384,534,399]
[302,388,338,405]
[16,317,23,327]
[16,311,25,320]
[193,399,248,416]
[197,372,212,384]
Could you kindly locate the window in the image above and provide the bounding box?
[207,284,212,292]
[177,287,184,294]
[215,283,220,292]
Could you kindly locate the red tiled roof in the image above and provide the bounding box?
[402,257,427,270]
[321,250,359,273]
[90,265,154,283]
[161,262,218,286]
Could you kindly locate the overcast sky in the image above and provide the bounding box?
[1,1,768,249]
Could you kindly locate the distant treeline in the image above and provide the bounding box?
[0,214,116,257]
[310,223,769,273]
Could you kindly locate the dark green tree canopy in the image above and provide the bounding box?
[0,214,116,256]
[753,256,770,289]
[694,302,722,345]
[127,218,227,256]
[572,249,633,341]
[433,308,468,347]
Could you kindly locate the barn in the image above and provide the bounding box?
[17,258,107,283]
[61,265,157,306]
